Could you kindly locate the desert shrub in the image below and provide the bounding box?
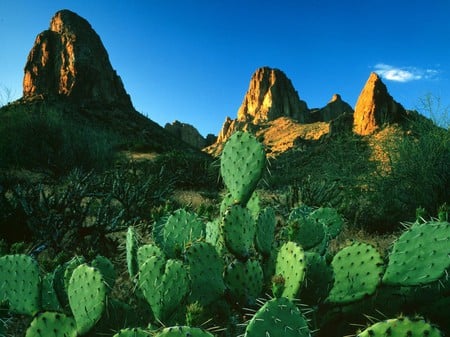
[0,162,176,252]
[98,161,175,221]
[0,106,120,175]
[154,150,221,190]
[377,116,449,222]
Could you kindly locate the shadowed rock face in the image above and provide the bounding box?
[353,72,405,135]
[237,67,309,124]
[164,120,206,149]
[23,9,132,108]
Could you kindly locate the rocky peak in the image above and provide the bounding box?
[312,93,354,122]
[164,120,207,149]
[23,9,133,108]
[353,72,405,135]
[237,67,309,124]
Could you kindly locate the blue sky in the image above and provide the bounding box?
[0,1,449,136]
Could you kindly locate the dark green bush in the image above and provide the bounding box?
[0,107,120,175]
[154,150,221,190]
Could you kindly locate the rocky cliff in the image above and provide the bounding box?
[237,67,309,124]
[353,72,406,135]
[205,67,353,156]
[164,120,207,149]
[12,9,188,153]
[23,10,132,108]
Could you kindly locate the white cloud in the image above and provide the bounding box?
[373,63,439,82]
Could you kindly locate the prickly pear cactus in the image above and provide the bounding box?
[382,221,450,286]
[244,297,310,337]
[41,272,62,312]
[273,241,306,299]
[220,131,265,205]
[137,243,164,268]
[185,241,225,305]
[221,204,256,259]
[126,226,139,279]
[63,256,86,291]
[255,207,276,256]
[91,255,116,293]
[309,207,343,239]
[112,327,150,337]
[154,326,215,337]
[300,252,333,305]
[327,242,383,304]
[68,263,107,335]
[162,209,205,258]
[25,312,77,337]
[357,316,442,337]
[139,256,189,322]
[0,254,40,315]
[288,216,325,250]
[224,259,263,305]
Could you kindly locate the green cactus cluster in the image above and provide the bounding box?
[185,241,225,305]
[139,256,189,322]
[2,131,448,337]
[224,259,263,305]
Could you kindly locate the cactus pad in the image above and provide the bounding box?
[224,259,263,305]
[91,255,116,293]
[357,316,442,337]
[68,263,107,335]
[300,252,333,305]
[327,242,383,304]
[221,204,256,259]
[382,221,450,286]
[220,131,265,205]
[162,209,205,258]
[112,327,151,337]
[0,254,40,315]
[25,312,77,337]
[139,257,189,321]
[137,243,164,269]
[288,216,325,250]
[185,242,225,305]
[154,326,215,337]
[309,207,343,239]
[41,272,62,312]
[273,241,306,299]
[244,297,310,337]
[255,207,276,256]
[126,226,139,278]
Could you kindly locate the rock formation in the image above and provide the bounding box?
[314,94,354,122]
[7,9,193,153]
[353,72,406,135]
[23,9,133,108]
[164,120,206,149]
[237,67,309,124]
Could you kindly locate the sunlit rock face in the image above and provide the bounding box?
[237,67,309,124]
[353,72,405,135]
[23,9,133,108]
